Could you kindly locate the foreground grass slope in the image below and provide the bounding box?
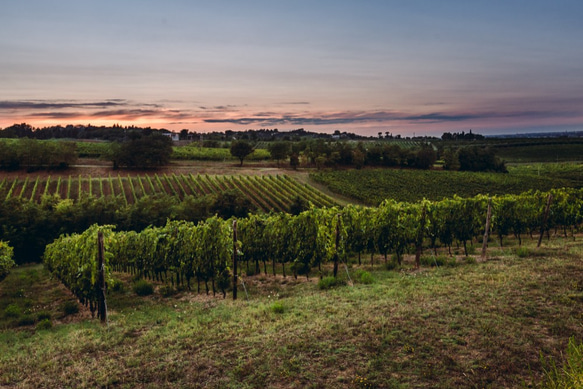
[1,238,582,388]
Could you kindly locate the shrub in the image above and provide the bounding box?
[271,302,285,314]
[420,255,457,267]
[133,279,154,296]
[17,315,36,326]
[516,247,531,258]
[159,285,177,298]
[109,278,125,293]
[36,318,53,330]
[318,276,345,290]
[358,271,375,285]
[4,304,21,318]
[62,300,79,316]
[36,311,52,321]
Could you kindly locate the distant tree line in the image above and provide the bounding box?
[0,139,77,171]
[441,130,485,141]
[442,146,507,172]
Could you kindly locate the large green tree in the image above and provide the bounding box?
[110,134,173,169]
[230,140,254,166]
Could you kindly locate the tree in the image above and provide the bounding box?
[268,142,289,167]
[110,134,173,169]
[230,140,254,166]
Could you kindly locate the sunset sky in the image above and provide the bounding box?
[1,1,582,136]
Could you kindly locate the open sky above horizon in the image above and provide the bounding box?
[1,0,582,137]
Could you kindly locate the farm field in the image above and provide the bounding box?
[310,163,583,205]
[0,173,336,212]
[1,237,582,388]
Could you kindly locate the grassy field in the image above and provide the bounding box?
[310,163,583,205]
[1,237,582,388]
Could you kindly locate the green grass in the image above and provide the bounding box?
[1,237,582,387]
[310,163,583,204]
[172,146,271,161]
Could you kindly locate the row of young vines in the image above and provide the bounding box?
[44,187,583,312]
[0,174,335,211]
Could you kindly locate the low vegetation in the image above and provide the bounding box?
[310,163,583,204]
[1,236,582,388]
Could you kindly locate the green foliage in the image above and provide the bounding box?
[420,255,457,267]
[516,247,531,258]
[0,241,15,280]
[230,140,255,166]
[110,134,173,169]
[0,138,77,171]
[36,311,52,321]
[172,145,270,161]
[457,146,507,172]
[4,303,21,318]
[540,337,583,388]
[62,301,79,316]
[270,302,285,314]
[17,315,36,326]
[158,285,177,298]
[318,276,344,290]
[36,318,53,330]
[310,168,578,205]
[132,280,154,296]
[355,270,374,284]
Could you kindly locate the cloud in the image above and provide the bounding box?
[0,100,129,110]
[204,109,583,126]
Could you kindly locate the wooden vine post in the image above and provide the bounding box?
[232,219,238,300]
[537,194,553,248]
[96,231,107,323]
[481,198,492,260]
[415,206,427,269]
[333,214,340,278]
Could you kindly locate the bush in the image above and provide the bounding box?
[109,278,125,293]
[36,311,52,321]
[133,279,154,296]
[271,302,285,314]
[358,271,375,285]
[159,284,177,298]
[420,255,457,267]
[17,315,36,326]
[516,247,531,258]
[36,318,53,330]
[318,276,345,290]
[62,300,79,316]
[4,304,21,318]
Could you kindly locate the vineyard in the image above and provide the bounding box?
[0,174,336,212]
[44,187,583,316]
[310,164,583,204]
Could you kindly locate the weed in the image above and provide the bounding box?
[516,247,531,258]
[271,302,285,314]
[159,285,177,298]
[132,280,154,296]
[17,315,36,327]
[540,337,583,388]
[36,311,52,321]
[4,304,21,318]
[317,276,344,290]
[62,300,79,316]
[36,319,52,330]
[357,271,375,284]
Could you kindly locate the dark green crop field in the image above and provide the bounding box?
[310,163,583,205]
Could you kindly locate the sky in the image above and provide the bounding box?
[1,0,583,137]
